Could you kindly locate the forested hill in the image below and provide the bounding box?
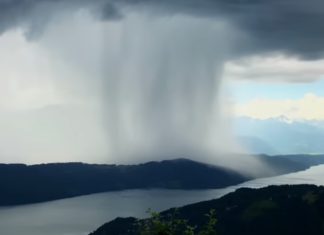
[0,159,248,206]
[1,155,324,206]
[90,184,324,235]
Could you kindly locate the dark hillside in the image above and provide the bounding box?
[0,159,247,206]
[91,184,324,235]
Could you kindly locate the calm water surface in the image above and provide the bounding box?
[1,165,324,235]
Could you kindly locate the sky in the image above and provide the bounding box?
[0,0,324,165]
[225,56,324,120]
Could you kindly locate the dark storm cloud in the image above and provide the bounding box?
[0,0,73,38]
[117,0,324,59]
[94,2,123,20]
[0,0,324,58]
[0,0,120,38]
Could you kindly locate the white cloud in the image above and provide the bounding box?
[0,105,109,164]
[0,29,63,110]
[0,10,104,111]
[235,93,324,120]
[0,12,111,163]
[224,55,324,83]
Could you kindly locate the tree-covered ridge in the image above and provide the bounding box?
[0,159,248,206]
[138,209,217,235]
[1,154,324,206]
[90,185,324,235]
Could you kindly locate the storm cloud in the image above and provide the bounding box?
[0,0,322,173]
[0,0,324,58]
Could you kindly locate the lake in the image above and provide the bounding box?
[1,164,324,235]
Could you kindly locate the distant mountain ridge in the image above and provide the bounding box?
[235,116,324,155]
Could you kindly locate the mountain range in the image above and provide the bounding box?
[235,116,324,155]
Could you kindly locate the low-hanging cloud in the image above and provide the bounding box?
[224,56,324,83]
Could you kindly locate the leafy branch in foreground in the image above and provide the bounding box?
[138,209,217,235]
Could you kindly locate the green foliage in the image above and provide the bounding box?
[303,191,319,205]
[198,210,218,235]
[138,209,217,235]
[242,199,278,221]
